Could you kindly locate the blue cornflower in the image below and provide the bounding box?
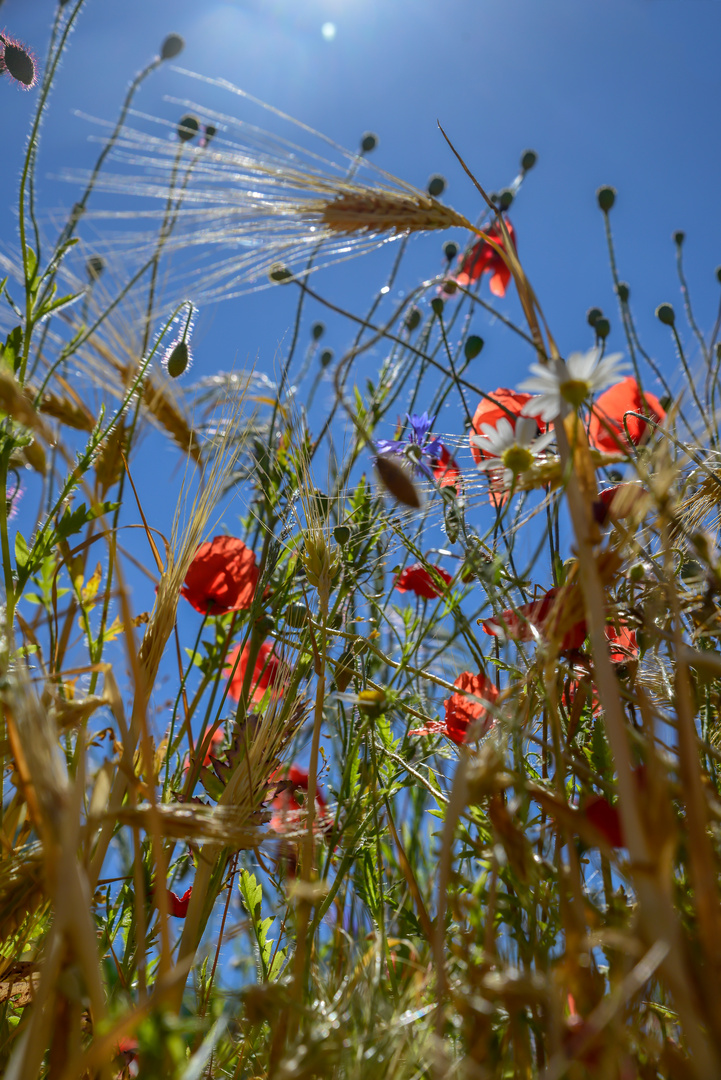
[376,412,444,481]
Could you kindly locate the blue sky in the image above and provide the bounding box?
[1,0,720,683]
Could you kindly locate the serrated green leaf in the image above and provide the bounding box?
[14,531,29,573]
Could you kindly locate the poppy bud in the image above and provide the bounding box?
[255,613,276,635]
[360,132,378,154]
[269,263,293,283]
[160,33,184,60]
[596,186,616,212]
[164,339,190,378]
[427,175,446,197]
[716,267,721,285]
[86,256,105,282]
[375,456,420,508]
[441,279,457,296]
[311,321,325,341]
[616,281,630,303]
[660,394,672,411]
[405,306,421,332]
[333,524,351,545]
[319,348,333,368]
[0,33,37,89]
[431,297,444,317]
[177,114,199,142]
[586,307,603,327]
[520,149,538,172]
[464,335,484,360]
[201,124,217,148]
[286,602,308,628]
[594,317,610,339]
[629,562,646,582]
[673,230,685,246]
[656,303,675,326]
[443,240,458,262]
[498,188,514,210]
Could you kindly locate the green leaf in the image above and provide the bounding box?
[56,500,119,541]
[238,868,286,982]
[0,327,23,373]
[14,532,29,573]
[25,246,38,288]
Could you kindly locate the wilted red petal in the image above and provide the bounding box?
[582,795,624,848]
[225,640,285,703]
[483,586,587,653]
[432,444,462,489]
[588,378,666,454]
[395,563,453,599]
[181,536,259,614]
[167,886,192,917]
[455,220,516,298]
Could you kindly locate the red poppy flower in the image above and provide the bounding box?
[469,388,536,467]
[588,378,666,454]
[181,535,259,615]
[593,482,648,525]
[581,795,624,848]
[167,886,192,917]
[482,586,587,653]
[431,444,462,489]
[454,219,516,298]
[269,764,329,834]
[605,622,638,664]
[410,671,498,745]
[395,563,453,599]
[225,640,285,703]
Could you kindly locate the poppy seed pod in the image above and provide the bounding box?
[521,149,538,171]
[427,174,446,198]
[597,186,616,212]
[269,263,293,283]
[498,188,514,211]
[177,114,199,142]
[311,321,325,341]
[431,297,444,317]
[464,335,484,360]
[594,317,610,339]
[333,524,351,545]
[673,230,685,246]
[586,307,603,328]
[405,306,421,332]
[716,267,721,285]
[443,240,458,262]
[360,132,378,154]
[160,34,184,60]
[616,281,630,303]
[319,348,333,368]
[286,601,308,629]
[656,303,675,326]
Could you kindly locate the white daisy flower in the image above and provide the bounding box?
[518,347,627,423]
[471,416,556,490]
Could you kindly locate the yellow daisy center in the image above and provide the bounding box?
[560,378,590,408]
[501,445,534,474]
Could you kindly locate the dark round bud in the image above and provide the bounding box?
[431,297,444,317]
[405,306,421,332]
[165,340,189,378]
[521,149,538,172]
[659,394,672,412]
[616,281,630,303]
[595,317,610,339]
[254,613,275,635]
[269,263,293,283]
[202,124,217,146]
[680,559,704,582]
[487,192,499,205]
[656,302,675,326]
[464,334,484,360]
[443,240,458,262]
[441,279,457,296]
[498,188,514,211]
[286,602,308,629]
[2,39,36,87]
[628,562,646,583]
[86,256,105,282]
[586,307,603,328]
[160,34,185,60]
[716,266,721,285]
[311,321,325,341]
[320,348,333,368]
[360,132,378,154]
[607,470,624,484]
[177,115,199,142]
[427,174,446,198]
[673,230,685,247]
[333,524,351,545]
[597,186,616,212]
